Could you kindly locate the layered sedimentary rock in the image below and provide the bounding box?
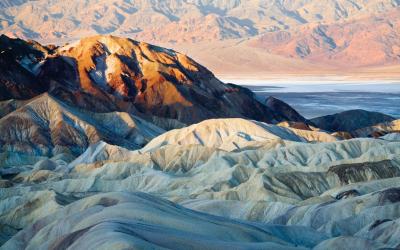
[1,127,400,247]
[2,192,327,250]
[0,93,165,167]
[1,115,400,248]
[53,35,285,124]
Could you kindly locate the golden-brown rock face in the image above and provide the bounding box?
[56,35,222,110]
[1,35,288,126]
[51,35,286,124]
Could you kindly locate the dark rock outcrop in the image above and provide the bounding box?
[311,109,396,133]
[0,35,48,100]
[335,189,360,200]
[328,160,400,185]
[265,96,309,124]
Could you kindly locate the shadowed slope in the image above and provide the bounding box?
[0,93,164,166]
[265,96,309,124]
[0,35,47,100]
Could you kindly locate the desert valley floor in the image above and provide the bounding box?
[245,82,400,118]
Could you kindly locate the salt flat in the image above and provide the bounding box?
[239,82,400,119]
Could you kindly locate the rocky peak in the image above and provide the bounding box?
[0,35,301,126]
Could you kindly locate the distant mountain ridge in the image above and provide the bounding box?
[1,0,398,42]
[1,0,399,73]
[250,8,400,67]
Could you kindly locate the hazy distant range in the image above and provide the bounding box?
[241,82,400,119]
[1,0,400,79]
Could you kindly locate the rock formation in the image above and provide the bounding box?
[354,119,400,138]
[0,35,293,126]
[0,93,165,167]
[311,109,396,133]
[265,96,309,124]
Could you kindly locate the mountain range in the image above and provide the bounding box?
[1,0,399,77]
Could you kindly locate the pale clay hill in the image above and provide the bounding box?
[1,121,400,248]
[1,34,400,249]
[141,118,339,152]
[1,0,400,75]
